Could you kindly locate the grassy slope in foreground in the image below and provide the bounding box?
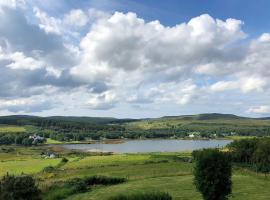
[1,146,270,200]
[61,153,270,200]
[62,154,270,200]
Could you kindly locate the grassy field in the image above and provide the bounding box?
[0,125,26,133]
[0,146,61,176]
[0,146,270,200]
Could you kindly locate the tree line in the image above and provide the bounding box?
[228,137,270,175]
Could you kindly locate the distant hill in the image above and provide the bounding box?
[125,113,270,136]
[0,115,137,126]
[0,113,269,126]
[46,116,138,124]
[162,113,246,120]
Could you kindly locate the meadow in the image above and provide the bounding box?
[0,146,270,200]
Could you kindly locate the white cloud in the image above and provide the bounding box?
[34,7,62,34]
[6,52,44,70]
[210,76,267,93]
[85,91,117,110]
[70,12,246,94]
[73,12,245,75]
[248,106,270,114]
[0,97,54,113]
[1,3,270,116]
[0,47,63,77]
[128,80,199,106]
[64,9,88,27]
[0,0,25,9]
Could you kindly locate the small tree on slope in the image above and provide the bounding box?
[193,149,232,200]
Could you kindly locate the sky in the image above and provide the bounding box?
[0,0,270,118]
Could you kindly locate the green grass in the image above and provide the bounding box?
[0,125,26,133]
[65,172,270,200]
[0,147,270,200]
[45,138,64,144]
[0,158,61,176]
[225,136,258,140]
[0,146,62,176]
[62,154,153,169]
[45,138,93,144]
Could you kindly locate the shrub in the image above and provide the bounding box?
[193,149,232,200]
[109,192,172,200]
[43,186,74,200]
[84,175,126,186]
[66,178,88,193]
[0,174,41,200]
[61,157,69,163]
[43,166,55,173]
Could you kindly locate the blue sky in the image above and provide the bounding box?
[0,0,269,118]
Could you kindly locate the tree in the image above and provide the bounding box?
[0,174,41,200]
[228,139,258,163]
[252,140,270,177]
[193,149,232,200]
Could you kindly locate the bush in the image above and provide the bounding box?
[43,186,74,200]
[66,178,88,193]
[61,157,69,163]
[0,174,41,200]
[109,192,172,200]
[193,149,232,200]
[84,175,126,186]
[43,166,55,173]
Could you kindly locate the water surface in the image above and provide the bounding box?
[61,139,232,153]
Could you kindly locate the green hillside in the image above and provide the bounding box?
[125,113,270,137]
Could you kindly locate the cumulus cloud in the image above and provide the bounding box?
[69,12,251,110]
[64,9,88,27]
[0,2,270,116]
[5,52,44,70]
[72,12,245,77]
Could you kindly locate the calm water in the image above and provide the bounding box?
[61,139,232,153]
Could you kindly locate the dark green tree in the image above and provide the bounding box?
[228,139,258,163]
[0,174,41,200]
[193,149,232,200]
[252,140,270,177]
